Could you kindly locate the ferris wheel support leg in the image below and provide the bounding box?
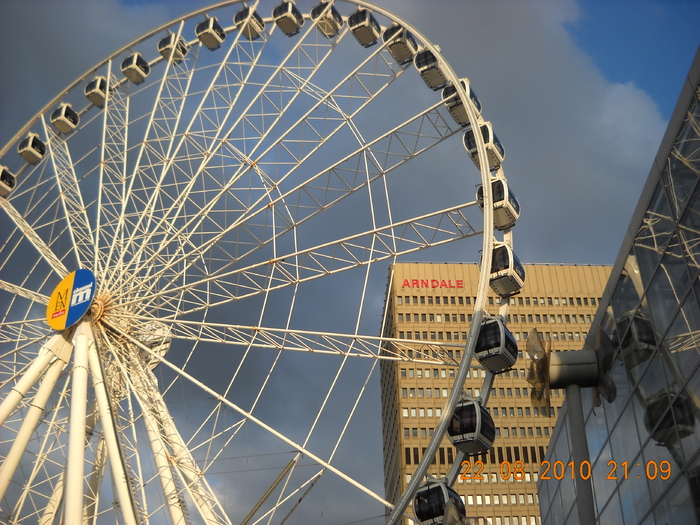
[142,407,188,525]
[0,348,68,502]
[84,435,107,525]
[87,341,139,525]
[39,470,64,525]
[64,322,91,525]
[128,352,230,525]
[0,331,73,428]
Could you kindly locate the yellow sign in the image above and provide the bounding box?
[46,269,96,330]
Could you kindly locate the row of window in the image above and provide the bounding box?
[464,493,537,507]
[396,330,588,342]
[396,295,598,307]
[405,445,548,469]
[401,406,557,419]
[397,312,592,324]
[403,424,554,440]
[514,331,587,342]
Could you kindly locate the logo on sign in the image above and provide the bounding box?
[46,269,97,330]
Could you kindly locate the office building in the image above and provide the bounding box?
[538,49,700,525]
[380,262,611,524]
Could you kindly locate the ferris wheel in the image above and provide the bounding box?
[0,1,522,523]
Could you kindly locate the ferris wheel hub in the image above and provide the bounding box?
[90,295,110,323]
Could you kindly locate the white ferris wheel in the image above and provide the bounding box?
[0,1,523,524]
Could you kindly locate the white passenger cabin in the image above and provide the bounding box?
[476,177,521,231]
[18,133,46,164]
[121,53,150,84]
[50,103,80,134]
[488,243,525,298]
[310,1,344,39]
[348,9,381,47]
[234,5,266,40]
[414,49,448,91]
[475,318,519,373]
[85,76,109,107]
[382,24,418,65]
[158,33,189,64]
[463,121,505,171]
[272,1,304,37]
[441,78,482,126]
[196,16,226,50]
[0,167,16,197]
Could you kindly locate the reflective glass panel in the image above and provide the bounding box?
[634,183,675,285]
[647,232,691,334]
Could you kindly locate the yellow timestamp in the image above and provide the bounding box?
[538,460,672,480]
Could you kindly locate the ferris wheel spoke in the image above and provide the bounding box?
[0,280,48,305]
[116,201,480,317]
[114,96,460,306]
[112,16,347,295]
[94,65,133,281]
[41,116,96,269]
[107,315,462,365]
[106,320,393,510]
[0,197,68,278]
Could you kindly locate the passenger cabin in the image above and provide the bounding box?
[488,243,525,297]
[413,480,467,525]
[463,121,505,171]
[644,390,695,445]
[234,5,266,40]
[121,53,150,84]
[196,16,226,50]
[619,312,656,368]
[475,318,518,373]
[414,49,448,91]
[382,24,418,65]
[310,1,344,39]
[272,1,304,37]
[447,400,496,455]
[85,76,109,107]
[18,133,47,165]
[50,103,80,134]
[441,78,482,126]
[0,167,16,197]
[476,177,521,231]
[348,9,381,47]
[158,33,189,64]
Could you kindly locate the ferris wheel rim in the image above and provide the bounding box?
[0,1,508,523]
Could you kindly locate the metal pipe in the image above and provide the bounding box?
[64,323,91,525]
[87,340,139,525]
[0,352,66,501]
[566,385,596,525]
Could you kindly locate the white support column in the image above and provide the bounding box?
[83,435,107,525]
[87,341,139,525]
[64,322,91,525]
[0,331,72,427]
[0,350,68,501]
[40,471,64,525]
[142,407,188,525]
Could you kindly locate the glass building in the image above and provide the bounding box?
[538,48,700,525]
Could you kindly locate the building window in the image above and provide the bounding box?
[402,408,408,417]
[429,314,435,322]
[435,388,440,397]
[553,332,559,341]
[501,408,507,416]
[503,428,509,437]
[520,427,526,437]
[436,408,442,416]
[489,297,494,305]
[427,408,433,417]
[568,332,574,340]
[459,297,464,305]
[422,331,428,339]
[525,297,531,305]
[397,297,403,305]
[398,313,403,322]
[418,388,424,397]
[405,447,411,464]
[509,407,515,417]
[515,388,521,397]
[544,427,550,436]
[436,314,442,323]
[507,388,513,397]
[402,388,407,397]
[536,427,542,436]
[412,296,418,304]
[562,298,567,306]
[401,369,406,377]
[419,408,425,417]
[528,427,533,436]
[411,408,416,417]
[412,428,418,437]
[417,369,423,378]
[535,315,541,323]
[408,369,414,378]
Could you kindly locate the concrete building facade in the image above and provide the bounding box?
[381,262,611,525]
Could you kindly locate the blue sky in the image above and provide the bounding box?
[568,0,699,120]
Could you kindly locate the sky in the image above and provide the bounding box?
[0,0,698,523]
